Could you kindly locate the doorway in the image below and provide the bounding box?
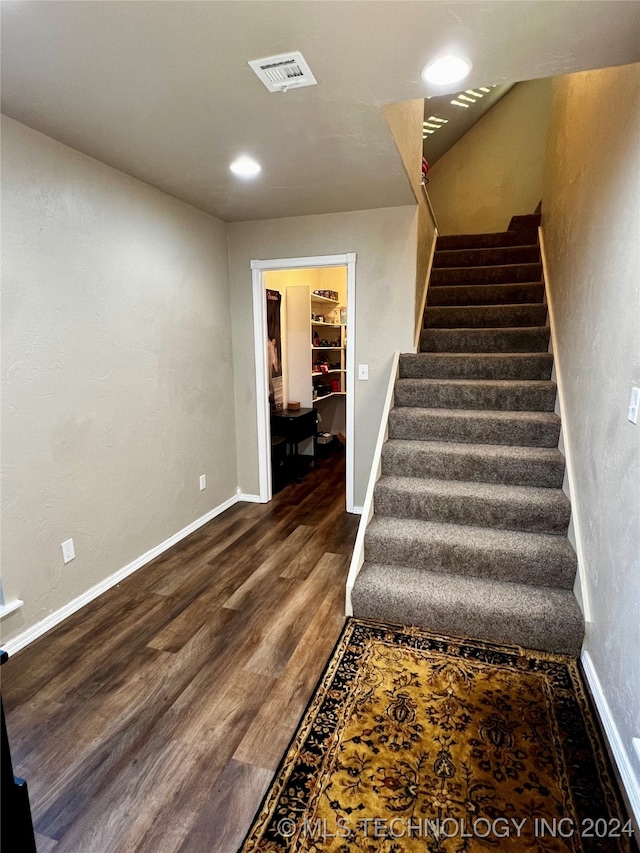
[251,253,356,512]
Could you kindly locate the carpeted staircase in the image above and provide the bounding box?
[352,214,585,656]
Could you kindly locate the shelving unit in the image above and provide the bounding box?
[311,293,346,406]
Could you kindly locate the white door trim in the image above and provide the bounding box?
[250,253,357,512]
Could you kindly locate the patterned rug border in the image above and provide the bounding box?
[238,618,634,852]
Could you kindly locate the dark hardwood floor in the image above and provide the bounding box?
[2,452,358,853]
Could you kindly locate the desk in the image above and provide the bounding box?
[271,408,317,483]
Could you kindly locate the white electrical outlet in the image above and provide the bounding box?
[628,387,640,424]
[358,364,369,381]
[199,474,206,491]
[61,538,75,564]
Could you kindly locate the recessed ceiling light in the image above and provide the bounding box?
[230,156,261,178]
[421,55,471,86]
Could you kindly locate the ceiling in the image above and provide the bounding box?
[2,1,639,222]
[423,83,514,166]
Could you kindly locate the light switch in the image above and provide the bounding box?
[358,364,369,381]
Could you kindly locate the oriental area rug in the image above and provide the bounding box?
[240,619,635,853]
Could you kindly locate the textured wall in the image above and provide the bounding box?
[383,99,425,203]
[542,64,640,796]
[227,206,418,506]
[428,79,552,234]
[1,116,237,644]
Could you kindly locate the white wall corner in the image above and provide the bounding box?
[1,493,239,656]
[539,227,591,624]
[581,650,640,830]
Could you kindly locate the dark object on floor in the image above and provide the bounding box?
[1,650,37,853]
[240,620,635,853]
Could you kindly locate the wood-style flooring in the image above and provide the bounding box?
[2,453,358,853]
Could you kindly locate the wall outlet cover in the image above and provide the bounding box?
[199,474,206,490]
[628,387,639,424]
[61,538,75,563]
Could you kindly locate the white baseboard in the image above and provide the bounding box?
[581,650,640,828]
[538,227,591,623]
[237,492,262,503]
[1,493,239,657]
[351,505,364,515]
[345,352,400,616]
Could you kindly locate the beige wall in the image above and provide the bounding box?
[1,116,237,645]
[542,64,640,807]
[227,206,418,506]
[383,99,425,203]
[428,79,552,234]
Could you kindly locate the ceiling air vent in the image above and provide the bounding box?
[248,52,317,93]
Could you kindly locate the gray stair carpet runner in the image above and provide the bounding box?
[352,214,585,656]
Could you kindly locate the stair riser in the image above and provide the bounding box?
[425,304,547,328]
[420,327,550,353]
[364,532,576,588]
[374,484,570,534]
[510,214,541,231]
[437,230,538,251]
[394,382,556,412]
[399,354,553,381]
[431,263,542,287]
[381,447,564,487]
[388,411,561,447]
[428,282,544,307]
[433,245,540,268]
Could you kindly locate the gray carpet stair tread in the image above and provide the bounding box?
[381,439,565,487]
[394,378,557,412]
[364,515,577,588]
[424,304,547,328]
[374,475,571,534]
[399,352,553,380]
[351,563,584,656]
[437,230,539,251]
[427,282,544,307]
[388,406,561,446]
[433,245,540,268]
[431,262,542,286]
[420,326,550,353]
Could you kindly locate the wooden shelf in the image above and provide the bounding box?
[310,294,339,305]
[312,346,342,350]
[312,369,344,376]
[311,320,343,327]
